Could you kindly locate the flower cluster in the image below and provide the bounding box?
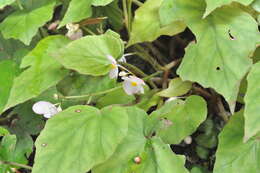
[106,55,145,95]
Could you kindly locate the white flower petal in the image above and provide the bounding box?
[109,67,119,79]
[32,101,59,118]
[57,106,62,112]
[122,75,146,95]
[43,113,54,119]
[106,55,117,64]
[123,80,136,95]
[119,71,128,77]
[138,85,144,94]
[33,101,54,114]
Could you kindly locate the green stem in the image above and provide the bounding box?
[119,62,158,88]
[127,0,133,32]
[82,27,96,35]
[143,71,163,81]
[16,0,24,10]
[122,0,129,34]
[0,161,32,170]
[134,45,165,71]
[132,0,143,6]
[118,62,147,78]
[64,86,122,100]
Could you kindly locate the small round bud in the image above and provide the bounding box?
[53,93,59,100]
[134,156,141,164]
[184,136,192,145]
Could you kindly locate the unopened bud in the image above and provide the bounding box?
[134,156,141,164]
[184,136,192,145]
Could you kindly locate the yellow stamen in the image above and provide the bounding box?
[131,82,138,86]
[110,64,117,69]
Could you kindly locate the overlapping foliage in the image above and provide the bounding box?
[0,0,259,173]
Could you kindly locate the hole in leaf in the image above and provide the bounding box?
[75,109,81,113]
[216,67,220,71]
[41,143,47,147]
[228,30,235,40]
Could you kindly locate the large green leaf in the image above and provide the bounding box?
[213,110,260,173]
[204,0,254,17]
[93,107,188,173]
[0,0,15,9]
[54,31,124,76]
[0,60,19,113]
[156,96,207,144]
[32,105,128,173]
[92,107,148,173]
[244,62,260,141]
[160,0,260,112]
[59,0,92,27]
[128,0,185,46]
[3,36,70,113]
[0,0,56,45]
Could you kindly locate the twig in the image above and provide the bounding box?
[132,0,143,6]
[134,45,165,71]
[216,97,229,123]
[0,161,32,170]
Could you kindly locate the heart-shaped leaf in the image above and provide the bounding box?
[32,105,128,173]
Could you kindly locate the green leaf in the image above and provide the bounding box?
[157,95,207,144]
[204,0,254,17]
[157,77,192,98]
[3,36,70,113]
[244,62,260,141]
[0,0,15,9]
[0,0,56,45]
[213,110,260,173]
[136,137,188,173]
[252,0,260,12]
[32,105,128,173]
[136,89,160,111]
[161,0,260,112]
[92,107,148,173]
[93,107,188,173]
[0,60,19,113]
[13,101,45,135]
[96,87,135,108]
[128,0,185,46]
[0,127,9,136]
[0,133,33,171]
[92,0,114,6]
[58,74,116,97]
[99,0,123,31]
[0,34,29,61]
[54,31,124,76]
[59,0,92,27]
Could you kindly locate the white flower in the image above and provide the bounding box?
[66,23,83,40]
[122,76,145,95]
[32,101,62,118]
[119,71,128,77]
[106,55,119,79]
